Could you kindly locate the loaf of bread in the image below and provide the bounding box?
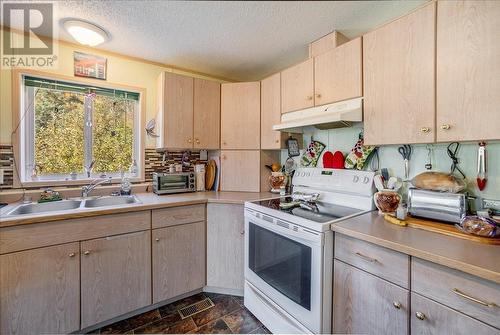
[411,172,466,193]
[458,216,499,237]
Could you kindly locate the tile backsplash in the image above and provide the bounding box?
[144,149,207,181]
[281,126,500,200]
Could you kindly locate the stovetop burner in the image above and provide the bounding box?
[255,197,363,223]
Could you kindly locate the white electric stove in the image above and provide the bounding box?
[244,167,375,334]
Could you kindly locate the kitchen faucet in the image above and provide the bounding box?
[81,177,112,198]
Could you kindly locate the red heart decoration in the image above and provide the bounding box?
[322,151,335,168]
[477,178,487,191]
[332,151,345,169]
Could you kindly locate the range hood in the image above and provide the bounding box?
[273,97,363,132]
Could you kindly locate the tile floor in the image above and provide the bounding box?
[89,292,270,334]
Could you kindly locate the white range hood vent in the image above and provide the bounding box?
[273,97,363,133]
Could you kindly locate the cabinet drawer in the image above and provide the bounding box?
[0,211,151,254]
[412,258,500,329]
[152,204,205,229]
[411,293,498,335]
[334,234,409,288]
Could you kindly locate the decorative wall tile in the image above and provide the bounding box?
[0,145,14,189]
[144,149,207,182]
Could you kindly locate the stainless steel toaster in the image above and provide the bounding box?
[408,188,467,224]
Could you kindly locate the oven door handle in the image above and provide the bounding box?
[245,213,323,246]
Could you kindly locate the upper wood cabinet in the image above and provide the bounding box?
[194,78,221,149]
[80,230,151,328]
[157,72,194,149]
[314,37,362,106]
[157,72,221,149]
[309,31,349,58]
[221,82,260,150]
[0,243,80,335]
[363,3,436,145]
[261,73,283,149]
[281,58,314,113]
[436,1,500,142]
[152,222,206,303]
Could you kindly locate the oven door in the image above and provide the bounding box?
[244,209,323,333]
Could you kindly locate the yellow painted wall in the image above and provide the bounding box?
[0,28,227,148]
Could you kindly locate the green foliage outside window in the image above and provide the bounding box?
[33,88,135,176]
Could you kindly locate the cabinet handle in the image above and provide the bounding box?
[240,230,245,235]
[420,127,430,133]
[221,155,226,160]
[316,94,321,98]
[393,301,402,309]
[355,252,378,263]
[83,250,91,256]
[187,138,192,144]
[68,252,76,258]
[452,288,497,308]
[275,139,279,143]
[415,312,426,320]
[155,238,160,242]
[222,141,227,146]
[195,138,200,144]
[440,124,451,130]
[307,95,313,100]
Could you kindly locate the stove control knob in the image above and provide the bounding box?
[363,176,370,184]
[353,175,360,183]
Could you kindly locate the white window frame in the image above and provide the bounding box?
[20,75,142,184]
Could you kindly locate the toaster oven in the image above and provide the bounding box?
[152,172,196,195]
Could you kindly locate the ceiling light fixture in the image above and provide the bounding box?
[63,19,109,47]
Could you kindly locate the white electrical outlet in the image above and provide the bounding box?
[0,169,4,185]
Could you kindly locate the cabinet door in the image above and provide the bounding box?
[194,78,220,149]
[158,72,194,149]
[152,222,206,303]
[281,58,314,113]
[333,260,409,334]
[220,150,260,192]
[411,293,498,335]
[0,243,80,335]
[436,1,500,142]
[314,37,362,105]
[363,2,436,145]
[81,230,151,328]
[221,82,260,149]
[261,73,283,149]
[207,203,245,292]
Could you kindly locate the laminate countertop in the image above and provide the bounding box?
[332,212,500,284]
[0,191,277,228]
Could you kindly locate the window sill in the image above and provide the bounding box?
[20,177,144,189]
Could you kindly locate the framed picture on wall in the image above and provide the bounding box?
[74,52,107,80]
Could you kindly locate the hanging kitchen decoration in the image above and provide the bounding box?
[477,141,487,191]
[344,132,376,170]
[447,142,466,179]
[300,137,325,167]
[145,118,160,138]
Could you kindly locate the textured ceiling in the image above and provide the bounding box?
[32,1,426,81]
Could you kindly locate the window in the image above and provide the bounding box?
[20,75,141,183]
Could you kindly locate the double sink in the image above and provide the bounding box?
[5,195,141,217]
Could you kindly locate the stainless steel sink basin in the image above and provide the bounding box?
[7,200,82,216]
[83,196,141,208]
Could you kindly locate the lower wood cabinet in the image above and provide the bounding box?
[0,242,80,335]
[80,230,151,328]
[333,259,409,334]
[411,293,498,335]
[207,203,245,292]
[152,221,206,303]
